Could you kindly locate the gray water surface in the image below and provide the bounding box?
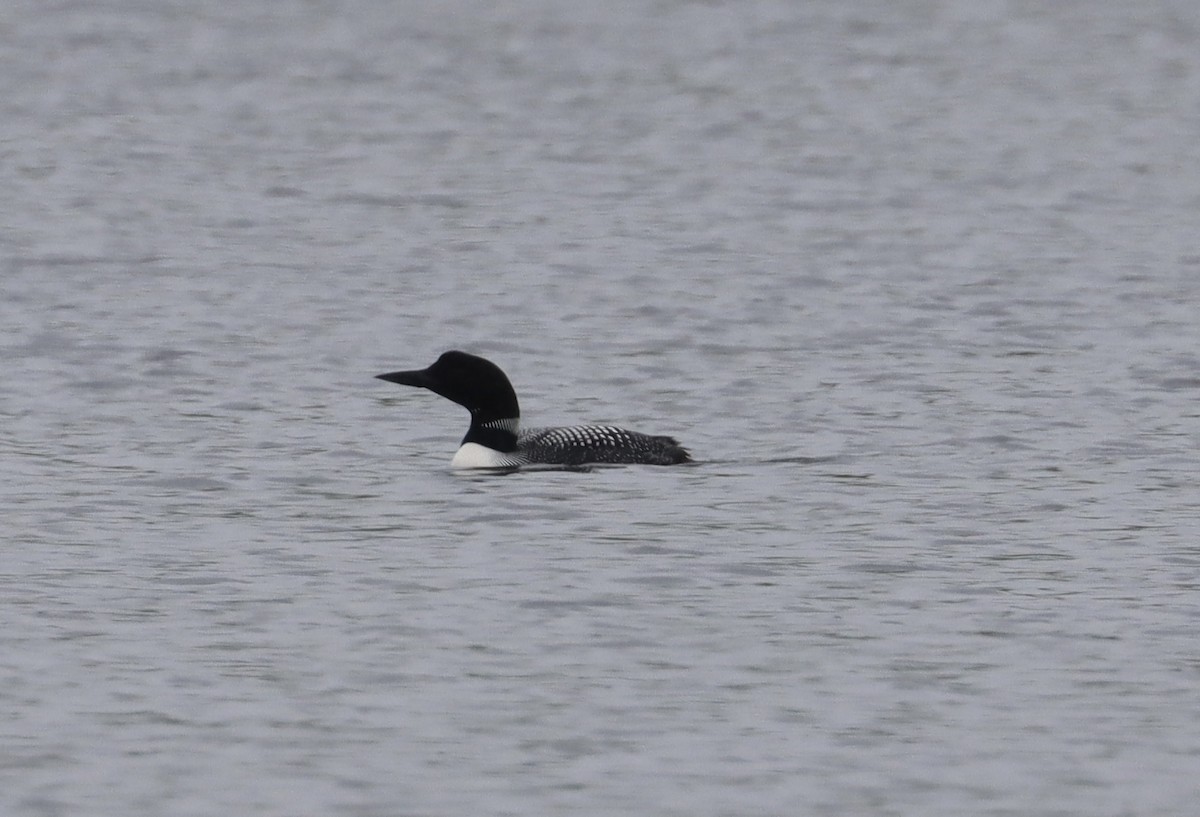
[4,1,1200,815]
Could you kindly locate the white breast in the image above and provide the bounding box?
[450,442,520,469]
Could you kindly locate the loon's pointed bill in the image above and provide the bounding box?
[376,369,429,388]
[376,350,691,469]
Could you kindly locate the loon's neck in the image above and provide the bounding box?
[462,416,520,453]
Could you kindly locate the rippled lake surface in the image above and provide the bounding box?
[4,1,1200,814]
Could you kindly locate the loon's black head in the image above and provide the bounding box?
[376,350,520,424]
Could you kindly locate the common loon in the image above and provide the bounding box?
[376,350,691,469]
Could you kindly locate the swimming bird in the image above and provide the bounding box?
[376,350,691,468]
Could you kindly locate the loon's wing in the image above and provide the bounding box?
[518,425,690,466]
